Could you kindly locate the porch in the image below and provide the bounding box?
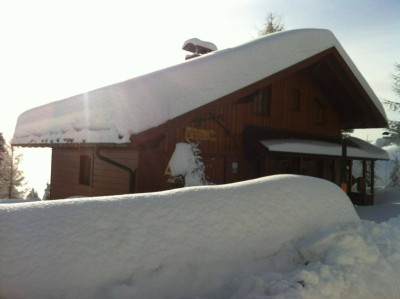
[245,131,389,205]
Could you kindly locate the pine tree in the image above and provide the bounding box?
[0,133,6,154]
[389,156,400,187]
[184,141,210,186]
[0,141,26,199]
[383,63,400,143]
[0,144,11,198]
[167,141,211,187]
[393,63,400,99]
[258,13,284,36]
[26,188,40,200]
[42,182,51,200]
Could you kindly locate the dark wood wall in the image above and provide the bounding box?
[152,71,341,153]
[49,70,343,198]
[134,71,343,192]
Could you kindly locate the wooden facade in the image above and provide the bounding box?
[51,147,139,198]
[9,29,386,204]
[48,55,384,202]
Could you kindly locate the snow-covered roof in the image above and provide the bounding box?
[261,137,389,160]
[12,29,387,146]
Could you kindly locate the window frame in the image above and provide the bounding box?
[79,154,93,186]
[313,98,325,125]
[252,86,272,116]
[290,88,301,111]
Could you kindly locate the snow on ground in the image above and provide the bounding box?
[371,141,399,188]
[1,175,400,299]
[355,187,400,223]
[353,140,400,222]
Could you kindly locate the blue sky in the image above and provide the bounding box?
[0,0,399,194]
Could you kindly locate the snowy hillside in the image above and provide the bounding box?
[1,175,400,298]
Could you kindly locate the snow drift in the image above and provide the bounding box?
[0,175,358,298]
[230,219,400,299]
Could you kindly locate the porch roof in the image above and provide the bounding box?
[261,137,389,160]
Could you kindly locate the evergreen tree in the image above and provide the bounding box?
[389,156,400,187]
[383,63,400,143]
[167,141,211,187]
[258,13,284,36]
[42,182,51,200]
[394,63,400,98]
[0,141,26,199]
[0,133,7,177]
[0,133,6,154]
[26,188,40,200]
[184,141,210,186]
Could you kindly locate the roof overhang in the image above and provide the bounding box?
[261,137,389,160]
[303,48,387,129]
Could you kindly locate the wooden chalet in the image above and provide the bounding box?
[12,29,388,204]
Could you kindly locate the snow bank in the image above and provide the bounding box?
[0,175,357,299]
[228,219,400,299]
[356,186,400,223]
[0,199,39,204]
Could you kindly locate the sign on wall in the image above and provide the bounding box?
[185,127,217,141]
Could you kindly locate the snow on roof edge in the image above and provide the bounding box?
[321,33,387,122]
[261,136,389,160]
[11,29,387,146]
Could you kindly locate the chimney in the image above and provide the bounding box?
[182,38,217,60]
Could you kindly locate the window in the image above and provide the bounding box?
[290,88,301,111]
[313,99,325,125]
[79,155,93,185]
[252,86,272,115]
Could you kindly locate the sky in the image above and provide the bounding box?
[1,0,399,196]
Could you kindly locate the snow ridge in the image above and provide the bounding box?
[0,175,357,298]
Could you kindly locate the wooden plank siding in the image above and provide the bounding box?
[50,69,344,198]
[37,45,387,200]
[137,150,170,193]
[51,147,139,199]
[131,71,342,192]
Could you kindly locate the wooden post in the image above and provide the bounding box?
[348,160,353,189]
[362,160,367,194]
[341,137,348,193]
[371,161,375,202]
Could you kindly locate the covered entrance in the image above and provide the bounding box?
[246,135,389,205]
